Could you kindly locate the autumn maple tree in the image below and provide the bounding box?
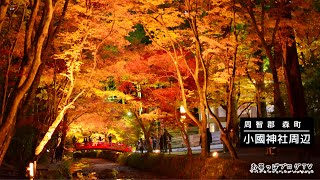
[0,0,54,165]
[132,0,244,158]
[0,0,137,166]
[238,0,313,117]
[33,0,141,158]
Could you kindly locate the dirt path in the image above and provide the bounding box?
[71,158,168,179]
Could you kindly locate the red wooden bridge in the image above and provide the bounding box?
[75,142,132,152]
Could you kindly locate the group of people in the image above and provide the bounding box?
[159,132,172,153]
[137,138,145,153]
[137,137,155,153]
[83,136,92,143]
[80,133,113,144]
[136,133,172,153]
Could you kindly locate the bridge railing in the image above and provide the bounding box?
[75,142,132,152]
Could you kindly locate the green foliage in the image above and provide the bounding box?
[56,160,72,178]
[100,45,119,59]
[84,151,98,158]
[104,45,119,55]
[39,156,73,179]
[125,24,152,45]
[263,56,270,72]
[99,76,117,91]
[4,125,38,169]
[98,151,120,161]
[36,89,49,100]
[116,153,130,165]
[200,10,209,18]
[314,0,320,12]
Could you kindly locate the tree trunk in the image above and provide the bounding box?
[181,127,192,156]
[279,5,307,117]
[35,90,83,156]
[0,123,14,164]
[268,0,307,118]
[221,131,238,159]
[272,45,287,116]
[282,40,307,117]
[179,122,192,156]
[199,101,209,157]
[256,88,262,118]
[18,64,44,123]
[19,0,69,123]
[143,130,153,153]
[256,85,267,118]
[243,2,286,117]
[175,109,192,156]
[226,76,236,131]
[0,0,9,31]
[255,59,267,118]
[0,0,54,166]
[267,50,286,117]
[262,44,285,117]
[133,111,153,153]
[61,113,68,148]
[224,4,240,157]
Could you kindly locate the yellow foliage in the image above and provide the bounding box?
[94,89,135,101]
[36,89,49,100]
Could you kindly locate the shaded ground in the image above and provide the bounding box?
[133,143,320,178]
[70,158,168,179]
[0,163,23,179]
[2,143,318,179]
[168,144,319,178]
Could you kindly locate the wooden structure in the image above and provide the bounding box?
[75,142,132,152]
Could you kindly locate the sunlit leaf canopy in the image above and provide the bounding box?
[57,0,320,139]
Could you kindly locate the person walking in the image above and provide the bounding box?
[138,138,144,153]
[206,128,212,154]
[54,135,63,162]
[108,133,112,145]
[167,136,172,154]
[72,136,77,145]
[160,134,167,152]
[55,145,63,162]
[152,137,157,150]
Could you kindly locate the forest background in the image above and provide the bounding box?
[0,0,320,171]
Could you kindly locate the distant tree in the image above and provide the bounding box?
[238,0,314,117]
